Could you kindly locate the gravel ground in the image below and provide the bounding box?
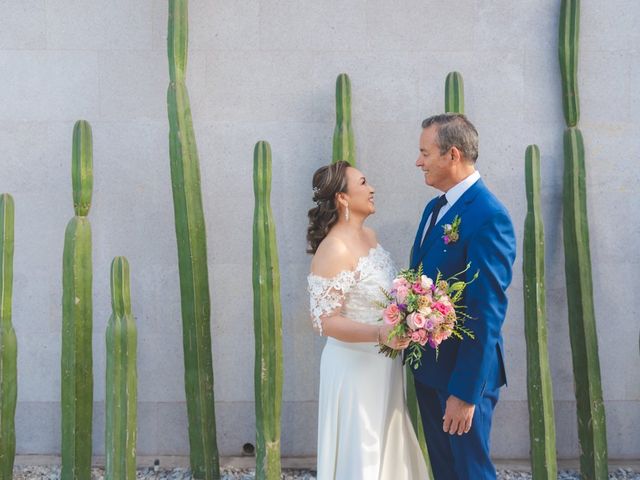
[11,466,640,479]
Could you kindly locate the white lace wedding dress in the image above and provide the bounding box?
[308,244,430,480]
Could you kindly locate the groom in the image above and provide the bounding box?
[410,114,516,479]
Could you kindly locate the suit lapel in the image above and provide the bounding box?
[412,198,437,267]
[415,179,486,266]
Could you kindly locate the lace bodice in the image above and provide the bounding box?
[307,244,396,335]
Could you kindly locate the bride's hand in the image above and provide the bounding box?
[379,324,411,350]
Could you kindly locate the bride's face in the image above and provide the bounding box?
[338,167,376,217]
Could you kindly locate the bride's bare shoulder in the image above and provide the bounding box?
[309,236,354,278]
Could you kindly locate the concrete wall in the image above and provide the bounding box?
[0,0,638,459]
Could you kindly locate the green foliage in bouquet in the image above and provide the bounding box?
[523,145,557,479]
[252,141,283,480]
[61,120,94,480]
[332,73,356,166]
[106,257,137,480]
[167,1,220,478]
[0,193,16,480]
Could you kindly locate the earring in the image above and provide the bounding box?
[345,204,350,222]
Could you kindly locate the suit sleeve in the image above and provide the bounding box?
[447,210,516,405]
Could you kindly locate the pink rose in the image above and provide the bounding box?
[393,277,410,289]
[383,303,402,325]
[428,330,447,348]
[407,312,426,330]
[443,235,450,244]
[433,302,449,315]
[411,329,428,346]
[395,284,409,304]
[412,282,426,295]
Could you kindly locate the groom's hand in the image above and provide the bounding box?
[443,395,475,435]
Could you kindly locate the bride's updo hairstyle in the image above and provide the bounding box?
[307,160,350,254]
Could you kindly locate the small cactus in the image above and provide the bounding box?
[105,257,137,480]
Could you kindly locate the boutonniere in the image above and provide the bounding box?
[442,215,461,245]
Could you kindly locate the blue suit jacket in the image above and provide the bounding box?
[410,179,516,405]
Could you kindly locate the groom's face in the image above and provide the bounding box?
[416,125,453,191]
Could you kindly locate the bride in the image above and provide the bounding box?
[307,160,430,479]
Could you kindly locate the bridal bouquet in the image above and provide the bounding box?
[378,264,477,369]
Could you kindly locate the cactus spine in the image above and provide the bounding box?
[0,194,16,480]
[252,141,283,480]
[523,145,557,479]
[167,1,219,478]
[61,120,94,480]
[559,0,580,127]
[106,257,137,480]
[332,73,356,166]
[445,71,464,114]
[562,127,607,479]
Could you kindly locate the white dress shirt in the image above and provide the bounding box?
[421,170,481,243]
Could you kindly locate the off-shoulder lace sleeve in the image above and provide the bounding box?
[307,270,358,336]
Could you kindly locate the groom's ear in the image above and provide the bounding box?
[450,146,462,163]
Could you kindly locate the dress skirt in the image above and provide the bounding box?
[316,338,430,480]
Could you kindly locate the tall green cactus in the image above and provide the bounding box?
[562,127,607,479]
[445,71,464,114]
[167,1,219,478]
[252,141,283,480]
[523,145,557,479]
[0,193,17,480]
[62,120,94,480]
[332,73,356,166]
[559,0,580,127]
[558,1,607,477]
[106,257,137,480]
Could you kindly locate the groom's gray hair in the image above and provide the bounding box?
[421,113,479,163]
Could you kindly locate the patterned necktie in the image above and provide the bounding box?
[421,194,448,247]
